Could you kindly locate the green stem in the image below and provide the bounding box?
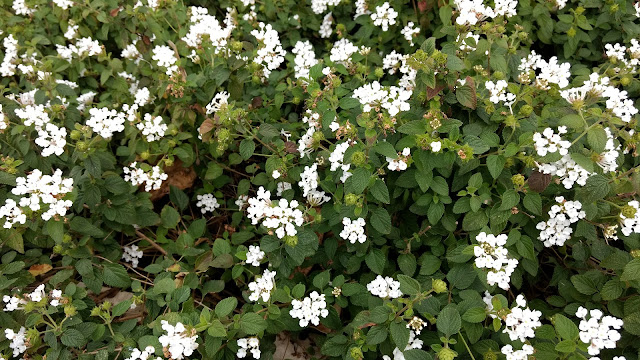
[458,333,476,360]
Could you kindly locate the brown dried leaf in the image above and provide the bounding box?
[427,83,446,100]
[110,7,121,16]
[528,171,552,193]
[150,159,196,201]
[29,264,52,276]
[285,141,298,154]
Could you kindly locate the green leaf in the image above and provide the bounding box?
[421,37,436,55]
[154,278,176,294]
[437,305,462,337]
[621,259,640,281]
[486,155,505,179]
[47,220,64,243]
[215,297,238,317]
[103,263,131,288]
[456,79,476,109]
[239,139,256,160]
[370,208,392,234]
[578,175,610,204]
[373,142,398,159]
[571,274,597,295]
[554,314,579,340]
[208,319,227,337]
[370,180,390,204]
[365,249,386,274]
[161,206,180,229]
[313,270,331,289]
[404,350,433,360]
[601,280,623,300]
[169,186,189,211]
[112,300,133,317]
[390,321,410,349]
[462,307,487,323]
[587,125,608,153]
[397,274,421,296]
[346,168,370,195]
[398,254,417,276]
[555,340,576,353]
[366,326,388,345]
[523,193,542,216]
[623,312,640,336]
[61,329,86,347]
[559,114,584,129]
[240,312,267,334]
[205,163,223,180]
[339,96,361,110]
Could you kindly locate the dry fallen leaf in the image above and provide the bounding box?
[149,159,196,201]
[29,264,53,276]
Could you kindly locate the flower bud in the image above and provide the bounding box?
[345,193,358,206]
[284,235,298,247]
[631,249,640,258]
[438,347,457,360]
[350,151,366,167]
[70,130,82,140]
[511,174,525,187]
[519,105,533,117]
[432,279,447,293]
[140,151,150,160]
[374,67,385,78]
[76,141,88,152]
[621,76,631,86]
[621,205,637,219]
[349,347,363,360]
[483,350,497,360]
[64,305,77,317]
[504,115,517,128]
[567,27,577,38]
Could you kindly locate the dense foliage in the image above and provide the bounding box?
[1,0,640,359]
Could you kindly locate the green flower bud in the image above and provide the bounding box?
[90,307,101,317]
[621,205,637,219]
[217,128,231,142]
[511,174,525,187]
[519,105,533,116]
[64,305,77,317]
[575,6,585,14]
[374,67,385,78]
[312,130,325,144]
[284,235,298,247]
[567,27,577,38]
[621,76,631,86]
[164,158,174,167]
[351,151,366,167]
[70,130,82,140]
[483,350,497,360]
[438,347,457,360]
[349,347,363,360]
[345,193,359,206]
[252,75,261,84]
[631,249,640,258]
[76,141,88,152]
[518,32,528,41]
[504,115,517,128]
[140,151,150,160]
[493,71,505,80]
[231,41,243,52]
[53,245,63,254]
[102,301,111,310]
[432,279,448,293]
[62,234,72,243]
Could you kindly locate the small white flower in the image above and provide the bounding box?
[248,269,277,302]
[340,217,367,244]
[367,275,402,299]
[289,291,329,327]
[196,194,220,214]
[246,245,265,266]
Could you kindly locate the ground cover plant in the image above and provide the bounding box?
[0,0,640,359]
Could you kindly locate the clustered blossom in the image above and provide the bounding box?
[291,41,318,79]
[597,128,620,172]
[205,92,229,115]
[251,23,286,78]
[352,81,412,116]
[246,245,265,266]
[382,330,423,360]
[311,0,342,14]
[620,200,640,236]
[501,345,534,360]
[533,126,570,157]
[1,34,18,76]
[319,13,333,38]
[328,142,352,183]
[502,295,542,342]
[245,187,304,238]
[485,80,516,111]
[137,114,167,142]
[387,148,411,171]
[367,275,402,299]
[237,337,260,359]
[5,327,28,357]
[406,316,426,334]
[123,162,168,192]
[14,104,66,157]
[340,217,367,244]
[122,245,144,268]
[371,2,398,31]
[248,269,277,302]
[537,196,586,247]
[474,232,518,290]
[518,51,571,89]
[289,291,329,327]
[576,307,623,356]
[87,107,126,138]
[152,45,179,75]
[299,164,330,206]
[158,321,199,360]
[458,32,480,52]
[276,182,291,196]
[452,0,517,26]
[125,346,161,360]
[329,38,359,65]
[401,22,420,46]
[196,194,220,214]
[537,155,591,189]
[56,37,103,62]
[3,284,62,311]
[182,7,235,53]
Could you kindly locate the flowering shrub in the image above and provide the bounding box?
[0,0,640,359]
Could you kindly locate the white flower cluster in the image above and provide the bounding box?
[245,187,304,238]
[14,104,67,157]
[562,72,638,121]
[604,39,640,72]
[340,217,367,244]
[532,126,570,157]
[328,142,352,183]
[298,110,321,157]
[290,291,329,327]
[537,155,591,189]
[329,38,359,65]
[387,148,411,171]
[597,128,620,172]
[576,307,623,356]
[299,164,330,206]
[125,346,161,360]
[251,23,286,78]
[4,284,64,311]
[406,316,427,334]
[276,181,291,196]
[381,52,417,90]
[196,194,220,214]
[158,321,199,360]
[56,37,103,62]
[246,245,265,266]
[620,200,640,236]
[401,22,420,46]
[352,81,412,116]
[205,92,229,115]
[182,7,234,53]
[382,330,423,360]
[320,13,333,38]
[537,196,586,247]
[503,295,542,342]
[1,34,18,76]
[237,337,260,359]
[122,245,144,268]
[248,269,277,302]
[53,0,73,9]
[501,344,534,360]
[152,45,179,75]
[371,2,398,31]
[311,0,342,14]
[485,80,516,110]
[87,107,126,139]
[453,0,517,26]
[474,232,518,290]
[0,105,7,131]
[518,51,571,89]
[367,275,402,299]
[291,41,318,79]
[137,114,167,142]
[123,162,168,192]
[5,327,27,357]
